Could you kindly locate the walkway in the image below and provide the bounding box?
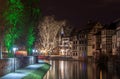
[0,60,45,79]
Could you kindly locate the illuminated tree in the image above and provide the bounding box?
[26,25,35,55]
[35,16,66,54]
[23,0,41,55]
[4,0,24,27]
[3,0,24,53]
[22,0,41,24]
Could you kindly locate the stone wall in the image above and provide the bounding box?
[0,56,38,76]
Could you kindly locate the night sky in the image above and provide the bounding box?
[40,0,120,27]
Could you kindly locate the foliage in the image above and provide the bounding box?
[4,0,24,27]
[26,25,35,55]
[23,0,41,55]
[3,0,24,53]
[3,0,41,54]
[4,26,22,52]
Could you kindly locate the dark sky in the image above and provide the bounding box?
[40,0,120,27]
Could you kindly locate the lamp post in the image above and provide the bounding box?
[13,47,18,72]
[0,42,2,59]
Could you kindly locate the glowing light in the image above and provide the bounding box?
[16,51,27,56]
[13,47,18,53]
[61,49,64,55]
[60,61,64,70]
[32,49,35,53]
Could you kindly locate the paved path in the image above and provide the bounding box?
[0,60,44,79]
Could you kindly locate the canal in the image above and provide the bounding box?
[44,60,120,79]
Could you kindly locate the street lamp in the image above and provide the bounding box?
[32,49,38,55]
[13,47,18,72]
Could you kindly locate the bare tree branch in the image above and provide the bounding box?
[35,16,66,54]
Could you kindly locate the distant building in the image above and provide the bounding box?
[112,33,117,55]
[101,25,115,56]
[87,22,103,57]
[71,35,78,58]
[77,30,88,60]
[116,21,120,55]
[70,29,88,60]
[59,37,72,56]
[58,26,72,56]
[93,31,101,53]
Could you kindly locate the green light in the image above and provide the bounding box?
[4,26,20,53]
[3,0,41,55]
[3,0,24,53]
[4,0,24,26]
[26,26,35,55]
[24,0,41,55]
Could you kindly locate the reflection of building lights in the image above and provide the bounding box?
[100,70,102,79]
[60,61,64,78]
[60,61,64,72]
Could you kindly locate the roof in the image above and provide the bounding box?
[110,18,120,28]
[102,24,116,30]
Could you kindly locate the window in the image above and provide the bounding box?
[80,47,81,50]
[76,53,77,56]
[92,45,95,49]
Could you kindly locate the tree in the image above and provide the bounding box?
[22,0,41,55]
[26,25,35,55]
[4,0,24,27]
[35,16,66,54]
[3,0,24,54]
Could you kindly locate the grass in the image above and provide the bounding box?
[23,63,50,79]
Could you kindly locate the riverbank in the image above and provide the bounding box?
[40,55,88,61]
[0,60,51,79]
[23,62,50,79]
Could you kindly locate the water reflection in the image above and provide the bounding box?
[43,60,120,79]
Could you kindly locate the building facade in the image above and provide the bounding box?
[87,22,103,57]
[112,33,117,55]
[59,37,72,56]
[101,26,115,55]
[92,31,101,53]
[71,35,79,58]
[77,30,88,59]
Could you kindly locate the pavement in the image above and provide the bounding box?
[0,60,45,79]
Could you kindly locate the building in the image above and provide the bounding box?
[87,22,103,57]
[116,21,120,55]
[93,31,101,53]
[112,33,117,55]
[59,37,72,56]
[101,25,115,56]
[116,26,120,48]
[58,26,73,56]
[71,35,79,58]
[70,29,88,60]
[77,30,88,60]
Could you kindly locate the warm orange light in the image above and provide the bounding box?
[16,51,27,56]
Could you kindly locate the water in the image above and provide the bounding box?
[44,60,120,79]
